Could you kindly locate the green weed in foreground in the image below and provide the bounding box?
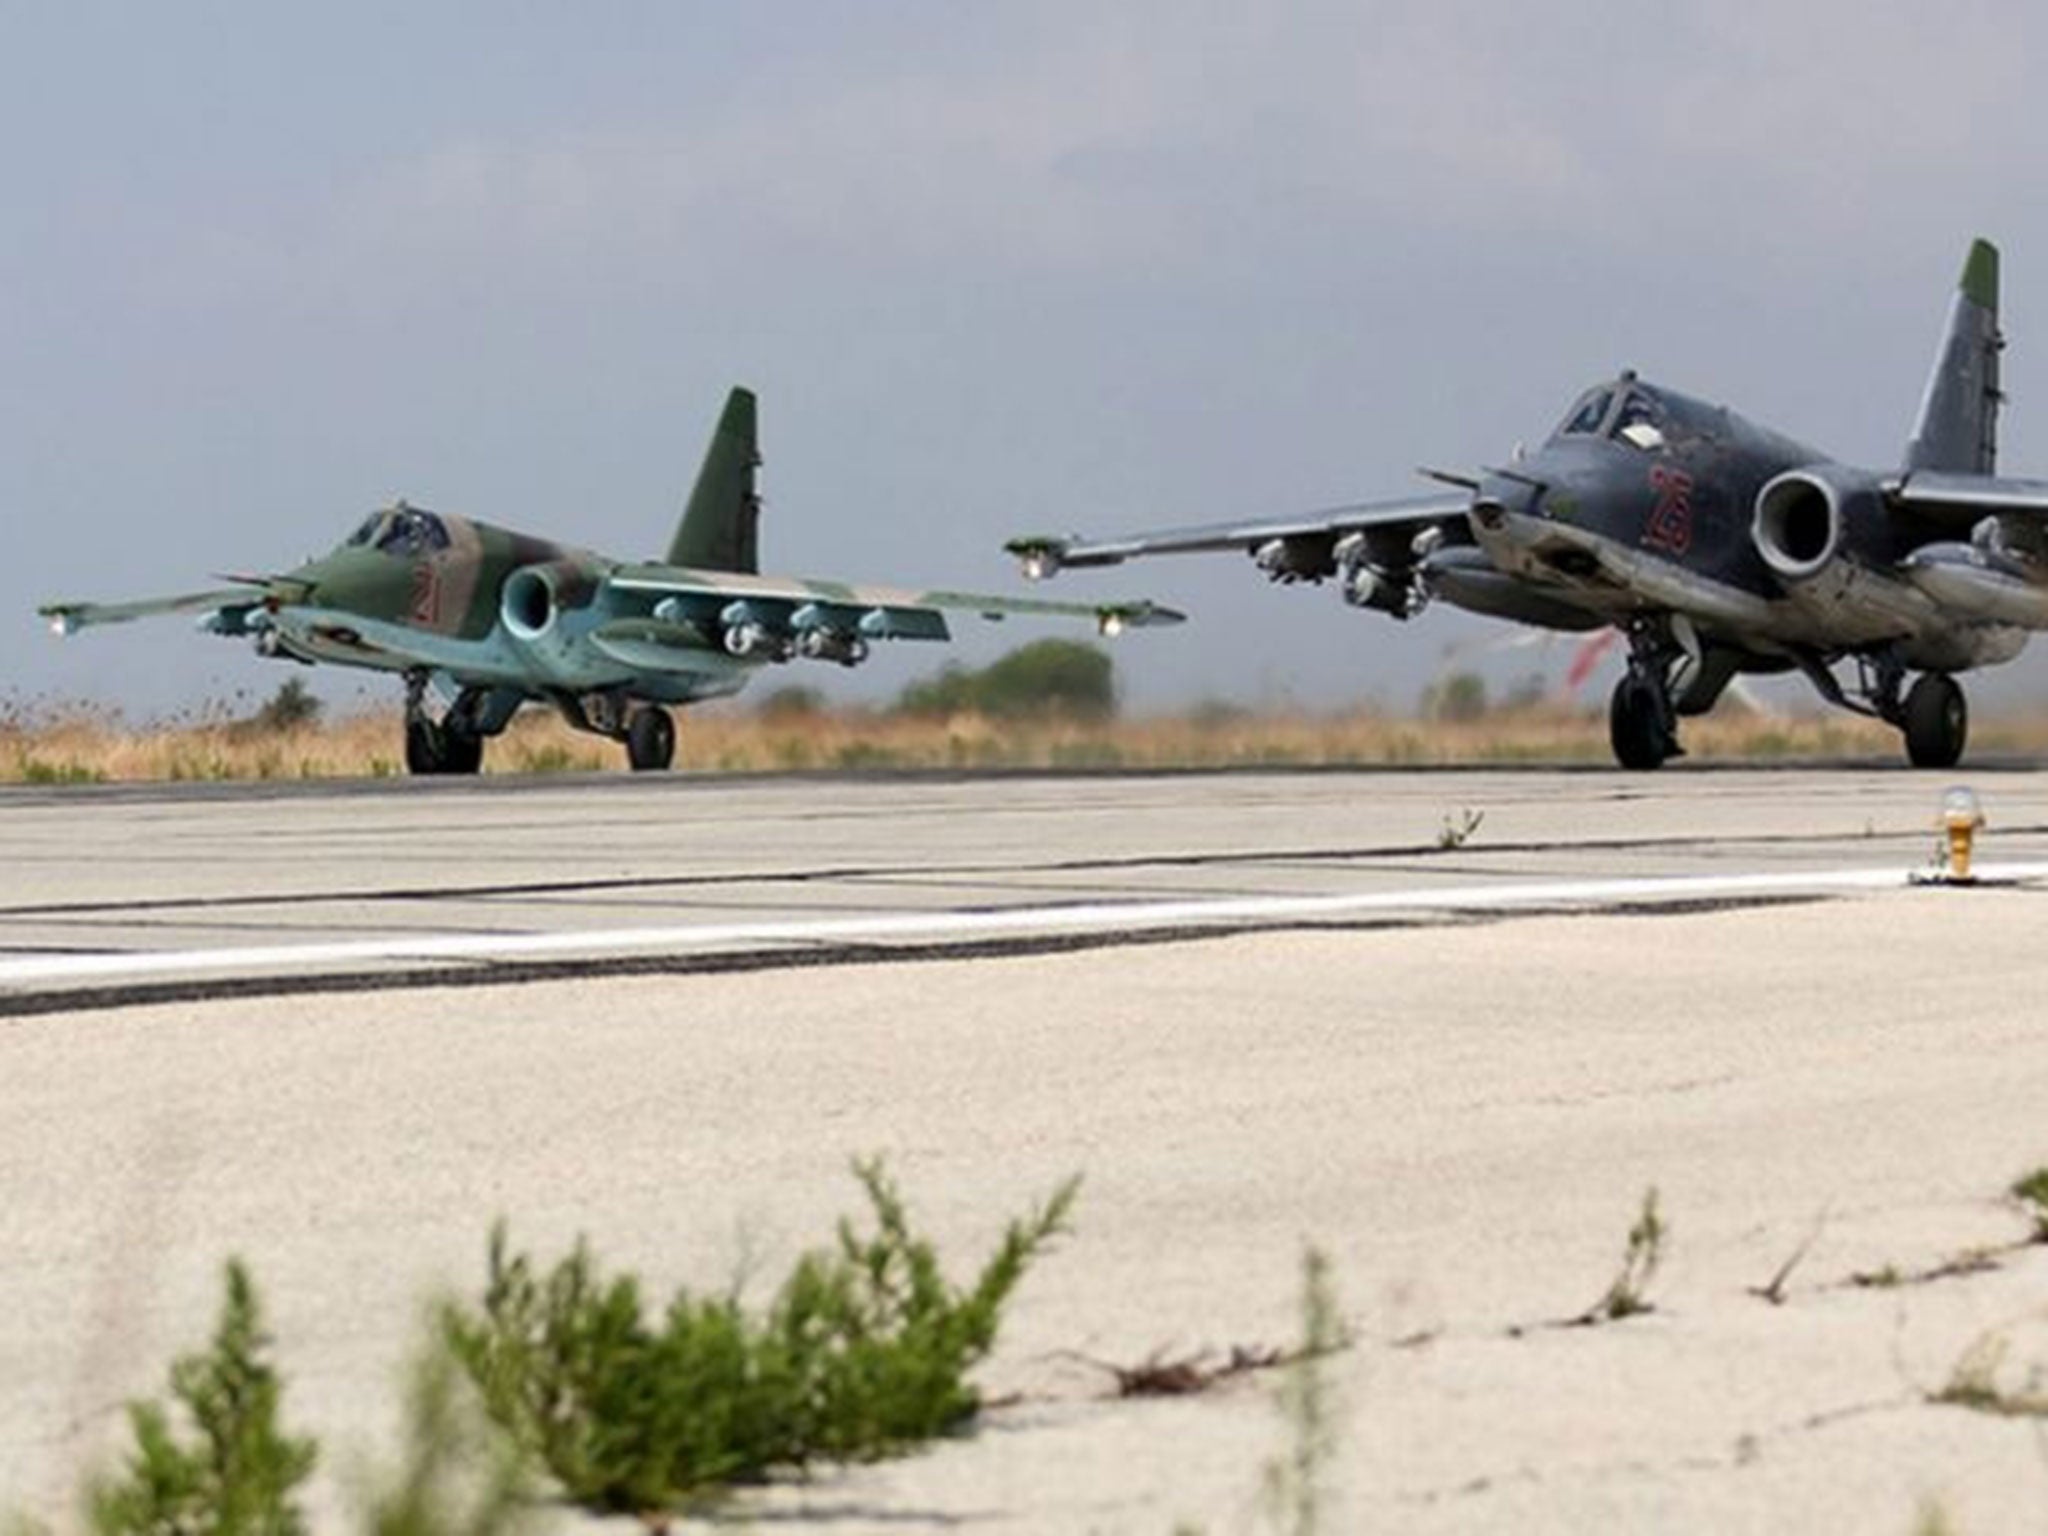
[1174,1244,1353,1536]
[356,1343,532,1536]
[88,1259,318,1536]
[2009,1167,2048,1241]
[1583,1186,1666,1323]
[442,1160,1078,1516]
[1260,1246,1350,1536]
[1434,808,1485,850]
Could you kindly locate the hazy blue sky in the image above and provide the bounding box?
[9,1,2048,719]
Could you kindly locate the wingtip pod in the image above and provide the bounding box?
[1962,238,2000,312]
[1094,600,1187,638]
[1005,536,1071,582]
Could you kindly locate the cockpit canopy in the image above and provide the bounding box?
[346,502,451,557]
[1552,377,1721,455]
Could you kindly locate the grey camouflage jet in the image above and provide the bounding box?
[41,389,1181,773]
[1010,239,2043,769]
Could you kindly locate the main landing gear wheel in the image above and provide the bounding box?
[1902,673,1967,769]
[404,717,484,776]
[1608,676,1672,771]
[626,706,676,772]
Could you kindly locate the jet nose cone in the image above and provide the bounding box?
[277,550,368,609]
[1473,470,1546,530]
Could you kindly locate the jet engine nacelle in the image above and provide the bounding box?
[501,560,598,642]
[1751,465,1888,582]
[1753,465,1944,647]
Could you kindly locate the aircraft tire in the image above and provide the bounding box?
[405,717,446,775]
[404,717,484,775]
[441,726,485,775]
[1903,673,1967,768]
[1608,677,1669,771]
[626,706,676,772]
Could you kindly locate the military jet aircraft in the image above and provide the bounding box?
[1010,239,2048,769]
[40,388,1181,774]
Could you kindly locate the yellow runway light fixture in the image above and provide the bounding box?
[1940,786,1985,882]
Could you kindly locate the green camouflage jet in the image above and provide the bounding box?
[40,388,1183,773]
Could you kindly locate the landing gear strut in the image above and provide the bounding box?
[1799,651,1970,769]
[1606,620,1685,771]
[403,672,489,776]
[546,690,681,772]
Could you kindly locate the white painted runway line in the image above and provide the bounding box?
[3,860,2045,989]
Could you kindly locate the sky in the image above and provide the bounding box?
[8,1,2048,721]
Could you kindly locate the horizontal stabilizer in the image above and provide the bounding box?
[1892,470,2048,521]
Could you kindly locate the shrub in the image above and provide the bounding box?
[2010,1167,2048,1241]
[755,685,827,720]
[893,664,979,719]
[975,640,1115,720]
[443,1161,1077,1515]
[356,1343,531,1536]
[88,1260,318,1536]
[1421,672,1487,723]
[251,679,323,733]
[896,640,1115,721]
[16,757,104,785]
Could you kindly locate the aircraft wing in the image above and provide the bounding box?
[38,587,264,636]
[607,565,1185,643]
[1891,471,2048,525]
[1003,490,1470,577]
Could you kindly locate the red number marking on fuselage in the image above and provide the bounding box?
[1644,466,1694,556]
[410,562,441,628]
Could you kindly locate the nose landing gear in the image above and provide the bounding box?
[1608,675,1676,770]
[403,671,486,775]
[1606,620,1686,770]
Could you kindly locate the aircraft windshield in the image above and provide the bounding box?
[1557,389,1613,437]
[348,505,450,556]
[1554,381,1689,453]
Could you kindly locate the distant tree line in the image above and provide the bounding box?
[893,639,1115,721]
[756,639,1118,723]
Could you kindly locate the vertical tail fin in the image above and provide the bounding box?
[1905,239,2003,475]
[665,386,761,571]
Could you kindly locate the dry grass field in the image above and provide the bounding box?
[4,697,2040,783]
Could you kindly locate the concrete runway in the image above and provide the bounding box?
[8,766,2048,1530]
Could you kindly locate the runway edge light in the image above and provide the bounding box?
[1941,786,1985,882]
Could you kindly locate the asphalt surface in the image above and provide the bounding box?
[7,765,2048,1531]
